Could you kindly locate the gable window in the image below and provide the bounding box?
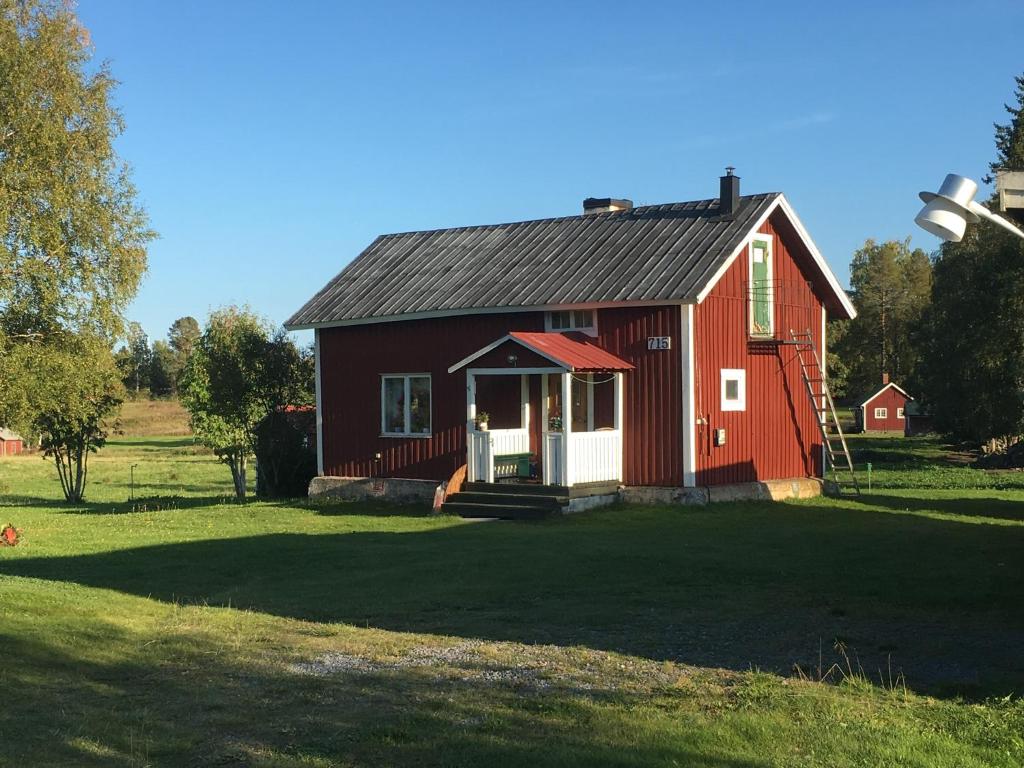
[749,235,774,338]
[874,407,888,420]
[381,374,432,436]
[721,368,746,412]
[547,309,596,335]
[897,407,905,419]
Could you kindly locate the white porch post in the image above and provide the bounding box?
[521,374,529,430]
[614,371,624,482]
[466,372,476,431]
[561,370,572,486]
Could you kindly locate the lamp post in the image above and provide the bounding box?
[915,173,1024,242]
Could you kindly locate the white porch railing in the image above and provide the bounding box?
[567,430,622,485]
[467,428,529,482]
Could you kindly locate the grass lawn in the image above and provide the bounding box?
[0,435,1022,766]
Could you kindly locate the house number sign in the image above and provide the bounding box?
[647,336,671,350]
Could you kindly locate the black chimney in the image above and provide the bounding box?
[719,167,739,217]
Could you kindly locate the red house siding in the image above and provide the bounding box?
[694,214,825,485]
[0,440,23,456]
[862,387,909,432]
[318,312,545,481]
[317,305,684,485]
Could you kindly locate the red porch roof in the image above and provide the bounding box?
[448,331,634,373]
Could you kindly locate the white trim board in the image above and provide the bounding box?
[448,335,569,374]
[288,298,692,331]
[694,194,857,320]
[680,304,696,487]
[314,328,324,476]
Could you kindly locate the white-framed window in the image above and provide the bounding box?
[546,309,597,335]
[721,368,746,412]
[897,407,904,419]
[381,374,432,437]
[874,407,888,420]
[748,234,774,339]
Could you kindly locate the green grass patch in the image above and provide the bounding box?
[0,436,1022,765]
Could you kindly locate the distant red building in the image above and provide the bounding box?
[0,428,25,456]
[286,173,857,505]
[853,380,912,433]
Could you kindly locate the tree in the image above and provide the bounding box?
[115,321,151,394]
[986,73,1024,181]
[832,239,932,399]
[167,316,200,385]
[3,334,122,502]
[0,1,153,339]
[0,1,153,497]
[180,308,312,499]
[149,339,175,397]
[916,73,1024,446]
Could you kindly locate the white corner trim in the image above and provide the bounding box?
[693,194,857,321]
[681,304,696,487]
[314,328,324,476]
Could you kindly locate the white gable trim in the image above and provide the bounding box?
[694,194,857,320]
[447,334,567,374]
[859,382,914,408]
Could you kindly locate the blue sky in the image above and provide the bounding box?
[76,1,1024,343]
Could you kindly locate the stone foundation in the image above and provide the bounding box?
[621,477,822,506]
[308,475,821,509]
[308,476,438,505]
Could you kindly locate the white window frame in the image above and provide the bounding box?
[546,309,597,336]
[874,407,888,420]
[748,234,775,339]
[897,407,904,419]
[380,374,432,438]
[721,368,746,412]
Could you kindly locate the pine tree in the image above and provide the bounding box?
[917,73,1024,445]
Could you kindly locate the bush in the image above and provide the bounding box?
[254,410,316,498]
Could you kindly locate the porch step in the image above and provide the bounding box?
[448,491,569,508]
[441,501,555,521]
[464,482,569,496]
[444,481,570,520]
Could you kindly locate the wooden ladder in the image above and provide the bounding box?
[789,329,860,496]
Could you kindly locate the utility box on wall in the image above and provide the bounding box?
[997,170,1024,221]
[714,428,726,447]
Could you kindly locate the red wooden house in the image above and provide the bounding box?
[286,172,856,512]
[853,378,912,433]
[0,428,25,456]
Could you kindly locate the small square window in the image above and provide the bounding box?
[897,407,904,419]
[874,407,887,420]
[546,309,596,335]
[721,369,746,412]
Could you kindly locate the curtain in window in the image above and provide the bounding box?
[409,376,431,434]
[384,378,405,433]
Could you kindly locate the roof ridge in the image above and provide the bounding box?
[376,192,782,239]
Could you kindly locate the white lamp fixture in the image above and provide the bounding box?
[916,173,1024,242]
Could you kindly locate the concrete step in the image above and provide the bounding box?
[441,501,554,520]
[447,491,568,508]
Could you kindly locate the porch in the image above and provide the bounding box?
[449,331,633,488]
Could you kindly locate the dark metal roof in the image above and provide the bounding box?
[286,193,781,328]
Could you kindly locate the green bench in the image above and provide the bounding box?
[493,452,534,481]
